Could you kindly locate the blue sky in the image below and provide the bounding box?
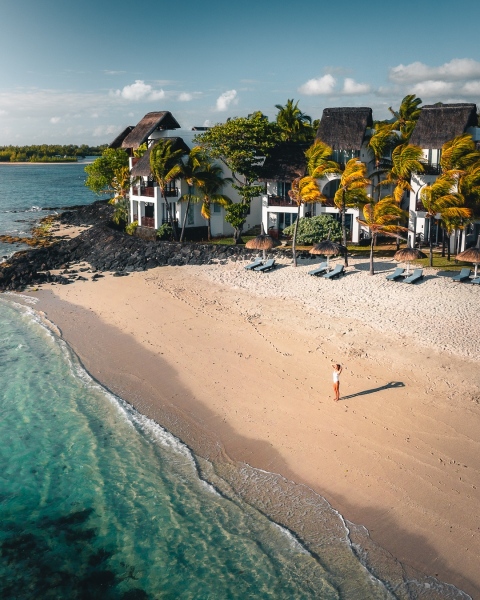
[1,0,479,144]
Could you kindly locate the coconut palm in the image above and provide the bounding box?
[389,94,422,141]
[380,143,424,204]
[367,124,399,200]
[333,158,370,265]
[420,175,472,266]
[288,176,325,266]
[357,198,408,275]
[195,164,233,241]
[178,147,209,242]
[275,99,314,142]
[305,141,341,179]
[440,134,480,174]
[150,139,187,240]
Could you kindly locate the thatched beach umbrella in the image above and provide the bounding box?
[310,240,347,268]
[394,246,426,275]
[456,246,480,277]
[245,234,279,259]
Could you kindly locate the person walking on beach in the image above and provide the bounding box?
[332,364,342,402]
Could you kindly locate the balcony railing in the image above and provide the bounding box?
[165,188,179,197]
[422,163,442,176]
[141,217,155,228]
[132,186,179,198]
[267,195,295,207]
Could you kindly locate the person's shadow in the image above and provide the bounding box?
[341,381,405,400]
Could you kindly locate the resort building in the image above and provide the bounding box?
[408,103,480,250]
[121,111,261,240]
[261,108,374,243]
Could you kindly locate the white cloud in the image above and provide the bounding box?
[216,90,237,111]
[178,92,193,102]
[93,125,120,138]
[390,58,480,83]
[342,78,371,95]
[461,80,480,95]
[113,80,165,102]
[104,70,126,75]
[411,80,454,97]
[50,116,61,124]
[298,74,336,95]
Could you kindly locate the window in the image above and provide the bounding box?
[187,205,194,225]
[213,203,221,213]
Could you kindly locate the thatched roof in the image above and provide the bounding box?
[109,126,134,149]
[122,112,181,150]
[315,107,373,150]
[258,142,308,181]
[409,104,478,149]
[130,138,190,177]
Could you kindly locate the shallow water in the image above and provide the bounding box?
[0,161,96,258]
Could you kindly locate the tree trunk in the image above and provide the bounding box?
[341,194,348,267]
[447,233,451,261]
[442,227,446,257]
[179,191,191,243]
[292,204,301,267]
[369,233,375,275]
[429,218,434,267]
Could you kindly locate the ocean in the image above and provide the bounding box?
[0,164,471,599]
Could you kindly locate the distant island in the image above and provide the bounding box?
[0,144,106,163]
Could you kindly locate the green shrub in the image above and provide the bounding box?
[283,214,342,245]
[156,223,173,241]
[125,220,138,236]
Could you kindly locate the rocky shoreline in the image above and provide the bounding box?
[0,201,312,292]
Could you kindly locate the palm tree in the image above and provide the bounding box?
[367,124,398,200]
[288,176,325,266]
[150,139,187,240]
[440,134,480,174]
[333,159,370,265]
[380,143,424,204]
[195,164,233,241]
[275,99,314,142]
[420,175,472,266]
[178,147,209,242]
[306,141,341,179]
[389,94,422,142]
[357,197,408,275]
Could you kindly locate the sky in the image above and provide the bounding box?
[1,0,479,145]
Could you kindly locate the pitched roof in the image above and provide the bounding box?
[315,107,373,150]
[409,104,478,149]
[258,142,308,181]
[108,126,134,149]
[122,112,181,150]
[130,138,190,177]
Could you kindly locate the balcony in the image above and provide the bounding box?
[132,186,156,198]
[422,163,442,176]
[267,195,295,207]
[141,217,155,228]
[416,200,427,212]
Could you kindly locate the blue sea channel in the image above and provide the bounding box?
[0,163,472,599]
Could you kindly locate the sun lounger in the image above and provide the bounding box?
[323,264,345,279]
[451,268,471,282]
[471,276,480,285]
[244,258,263,270]
[308,262,329,276]
[403,268,423,284]
[253,258,276,273]
[386,267,405,281]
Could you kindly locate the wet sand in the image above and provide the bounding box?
[20,256,480,597]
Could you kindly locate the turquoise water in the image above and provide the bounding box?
[0,165,472,599]
[0,161,96,258]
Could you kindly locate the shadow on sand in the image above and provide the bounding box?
[341,381,405,400]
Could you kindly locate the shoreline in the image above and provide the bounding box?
[13,256,480,598]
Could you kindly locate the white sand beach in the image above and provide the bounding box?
[24,254,480,597]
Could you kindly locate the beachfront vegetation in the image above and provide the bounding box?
[85,148,129,196]
[150,139,188,241]
[0,144,105,162]
[357,198,408,275]
[178,147,210,243]
[194,112,278,243]
[283,214,342,245]
[192,163,233,241]
[275,99,315,143]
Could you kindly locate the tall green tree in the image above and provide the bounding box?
[178,147,209,242]
[420,175,472,266]
[194,163,233,241]
[380,143,424,204]
[150,139,187,241]
[389,94,422,141]
[84,148,129,196]
[357,197,408,275]
[333,159,370,265]
[275,99,314,142]
[440,134,480,174]
[288,176,325,266]
[195,113,279,243]
[306,141,341,179]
